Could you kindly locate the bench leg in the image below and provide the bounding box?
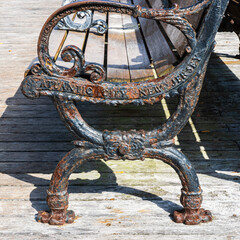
[36,147,105,225]
[36,145,211,225]
[145,147,212,225]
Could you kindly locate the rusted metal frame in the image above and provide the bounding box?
[31,0,209,80]
[50,69,204,148]
[57,0,108,34]
[144,147,212,225]
[36,144,211,225]
[54,97,104,145]
[21,0,227,105]
[21,0,230,226]
[23,55,207,147]
[37,147,105,225]
[50,68,204,147]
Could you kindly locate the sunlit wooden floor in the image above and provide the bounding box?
[0,1,240,239]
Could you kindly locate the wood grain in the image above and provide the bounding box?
[107,8,131,82]
[133,0,177,77]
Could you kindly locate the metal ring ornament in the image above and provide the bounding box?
[57,0,108,34]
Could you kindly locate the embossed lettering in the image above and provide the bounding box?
[86,87,93,96]
[186,66,194,73]
[154,85,162,93]
[139,88,147,97]
[180,71,188,79]
[62,82,74,92]
[103,89,109,97]
[77,86,85,95]
[148,87,154,95]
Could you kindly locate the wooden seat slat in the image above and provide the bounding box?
[120,0,154,82]
[26,0,203,81]
[84,12,106,68]
[149,0,186,58]
[134,0,177,77]
[107,9,131,82]
[49,28,68,61]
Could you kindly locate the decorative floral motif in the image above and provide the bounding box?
[102,130,145,160]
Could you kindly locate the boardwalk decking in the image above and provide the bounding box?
[0,1,240,239]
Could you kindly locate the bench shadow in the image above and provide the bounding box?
[1,89,181,221]
[177,52,240,183]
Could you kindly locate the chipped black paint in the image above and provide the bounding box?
[21,0,229,225]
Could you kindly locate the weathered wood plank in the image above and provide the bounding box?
[0,141,238,152]
[148,0,186,57]
[84,12,106,67]
[0,121,229,133]
[0,159,239,173]
[0,213,239,237]
[120,0,154,82]
[107,9,130,82]
[133,0,176,77]
[1,131,240,142]
[0,185,240,213]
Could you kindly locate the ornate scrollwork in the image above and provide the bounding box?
[21,0,216,104]
[57,0,107,34]
[60,44,85,77]
[102,130,146,160]
[37,0,211,81]
[84,64,106,83]
[30,63,44,76]
[37,43,106,82]
[135,0,212,50]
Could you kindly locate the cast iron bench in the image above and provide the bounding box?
[21,0,229,225]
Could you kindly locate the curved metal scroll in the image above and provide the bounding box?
[57,0,107,34]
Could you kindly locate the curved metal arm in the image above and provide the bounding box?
[51,64,206,146]
[37,1,136,79]
[54,98,104,145]
[22,0,227,107]
[146,63,207,145]
[37,0,210,79]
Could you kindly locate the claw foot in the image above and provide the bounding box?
[173,208,212,225]
[37,209,75,225]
